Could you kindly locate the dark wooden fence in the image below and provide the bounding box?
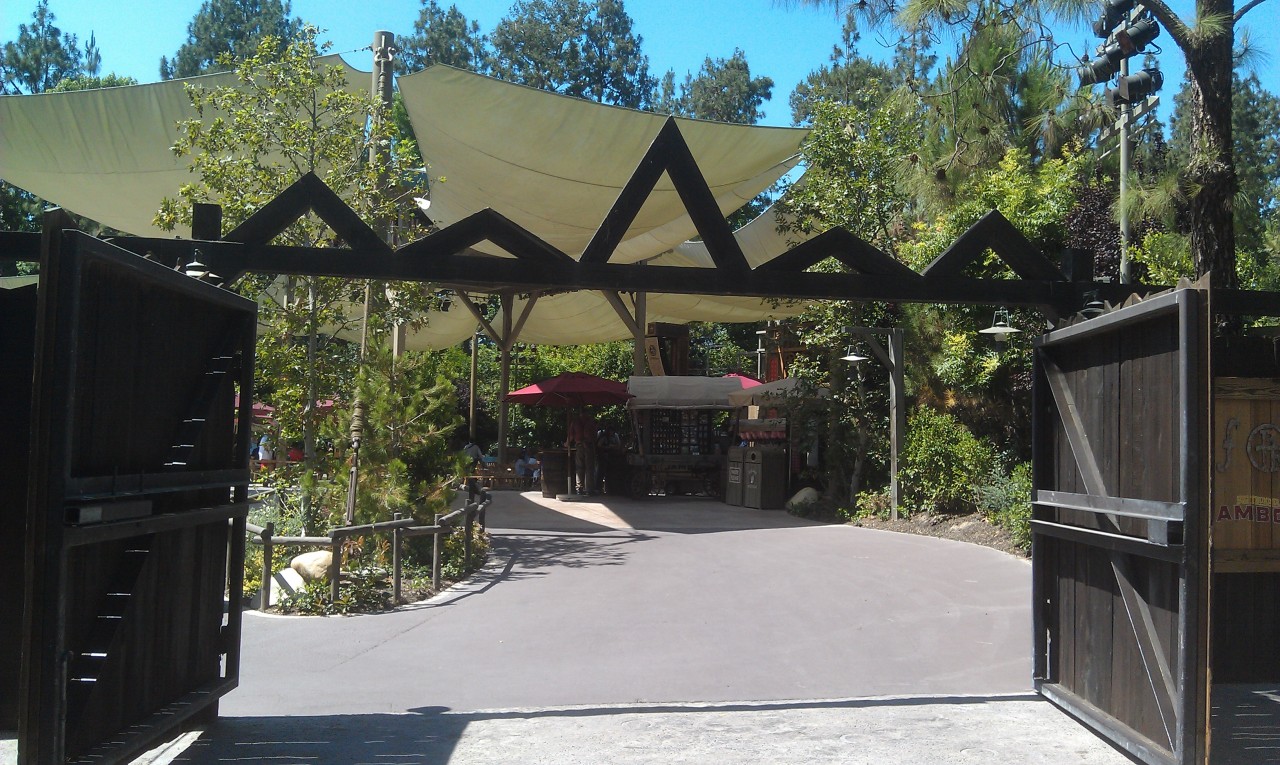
[1032,289,1207,765]
[15,226,256,765]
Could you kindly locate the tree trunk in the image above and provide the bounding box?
[1185,0,1237,291]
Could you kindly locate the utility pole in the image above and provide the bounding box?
[1079,1,1162,284]
[345,30,396,525]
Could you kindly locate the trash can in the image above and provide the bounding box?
[725,446,745,506]
[539,449,567,498]
[743,446,787,509]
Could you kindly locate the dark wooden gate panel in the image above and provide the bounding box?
[20,228,256,764]
[1032,289,1209,765]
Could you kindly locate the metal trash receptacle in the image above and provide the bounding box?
[744,446,787,509]
[725,446,745,506]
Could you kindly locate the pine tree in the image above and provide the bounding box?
[159,0,302,80]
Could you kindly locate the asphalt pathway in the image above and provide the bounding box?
[139,491,1133,764]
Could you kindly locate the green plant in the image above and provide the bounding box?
[899,408,996,514]
[975,462,1033,552]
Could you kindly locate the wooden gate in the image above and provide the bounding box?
[19,224,256,764]
[1032,288,1210,765]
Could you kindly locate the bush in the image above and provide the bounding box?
[976,462,1033,552]
[899,408,996,514]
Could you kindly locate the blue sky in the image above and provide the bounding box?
[3,0,1276,128]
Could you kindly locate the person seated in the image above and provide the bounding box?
[514,449,539,488]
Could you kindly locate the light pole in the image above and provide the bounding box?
[842,327,905,521]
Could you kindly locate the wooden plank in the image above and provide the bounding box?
[1042,353,1109,497]
[1031,521,1183,562]
[1038,682,1177,765]
[1038,291,1182,348]
[64,503,249,547]
[753,227,920,278]
[1215,377,1280,399]
[1035,491,1185,522]
[922,209,1066,282]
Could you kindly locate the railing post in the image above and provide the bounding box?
[432,513,442,591]
[392,512,402,604]
[260,521,275,610]
[330,531,343,604]
[464,506,474,568]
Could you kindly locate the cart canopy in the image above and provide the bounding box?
[627,376,742,410]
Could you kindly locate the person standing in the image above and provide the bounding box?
[565,409,596,494]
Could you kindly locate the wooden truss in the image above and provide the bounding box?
[3,116,1278,323]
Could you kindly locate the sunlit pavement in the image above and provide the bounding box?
[132,490,1131,764]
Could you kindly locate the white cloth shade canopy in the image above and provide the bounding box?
[0,59,813,347]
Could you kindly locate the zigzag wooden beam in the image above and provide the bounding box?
[754,228,919,279]
[923,210,1065,282]
[224,172,390,253]
[396,208,573,264]
[579,118,749,275]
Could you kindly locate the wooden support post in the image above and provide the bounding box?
[888,328,905,521]
[432,514,442,590]
[329,531,343,604]
[191,203,222,241]
[260,522,274,610]
[392,512,402,604]
[469,327,479,442]
[464,508,474,568]
[497,294,514,463]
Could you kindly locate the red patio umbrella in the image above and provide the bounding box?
[505,372,632,496]
[505,371,633,407]
[722,373,763,389]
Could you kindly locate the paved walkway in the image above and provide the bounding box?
[15,491,1137,764]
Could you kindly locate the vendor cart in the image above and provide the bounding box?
[625,376,740,498]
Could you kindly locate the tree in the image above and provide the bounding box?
[790,13,895,125]
[1,0,82,95]
[795,0,1275,291]
[488,0,656,108]
[396,1,488,75]
[159,0,303,80]
[155,29,434,532]
[657,49,774,124]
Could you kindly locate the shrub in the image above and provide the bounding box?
[899,408,996,514]
[976,462,1033,552]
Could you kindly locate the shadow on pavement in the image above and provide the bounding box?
[168,694,1045,765]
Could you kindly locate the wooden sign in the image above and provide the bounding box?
[1213,378,1280,562]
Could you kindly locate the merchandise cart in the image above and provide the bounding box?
[625,376,740,498]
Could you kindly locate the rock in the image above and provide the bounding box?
[786,487,820,512]
[291,550,333,581]
[258,567,306,608]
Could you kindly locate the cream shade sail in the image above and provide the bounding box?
[2,58,817,348]
[0,55,366,238]
[398,65,808,263]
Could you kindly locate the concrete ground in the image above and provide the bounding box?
[5,491,1138,764]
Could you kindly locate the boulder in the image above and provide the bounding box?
[786,486,820,512]
[258,567,306,608]
[290,550,333,581]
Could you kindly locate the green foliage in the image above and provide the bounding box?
[2,0,83,95]
[159,0,303,80]
[899,408,996,514]
[48,73,138,91]
[397,1,489,75]
[780,100,917,252]
[656,48,773,124]
[325,345,463,530]
[790,13,895,126]
[488,0,655,108]
[156,28,433,531]
[975,461,1032,552]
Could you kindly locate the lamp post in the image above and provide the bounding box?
[842,327,905,521]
